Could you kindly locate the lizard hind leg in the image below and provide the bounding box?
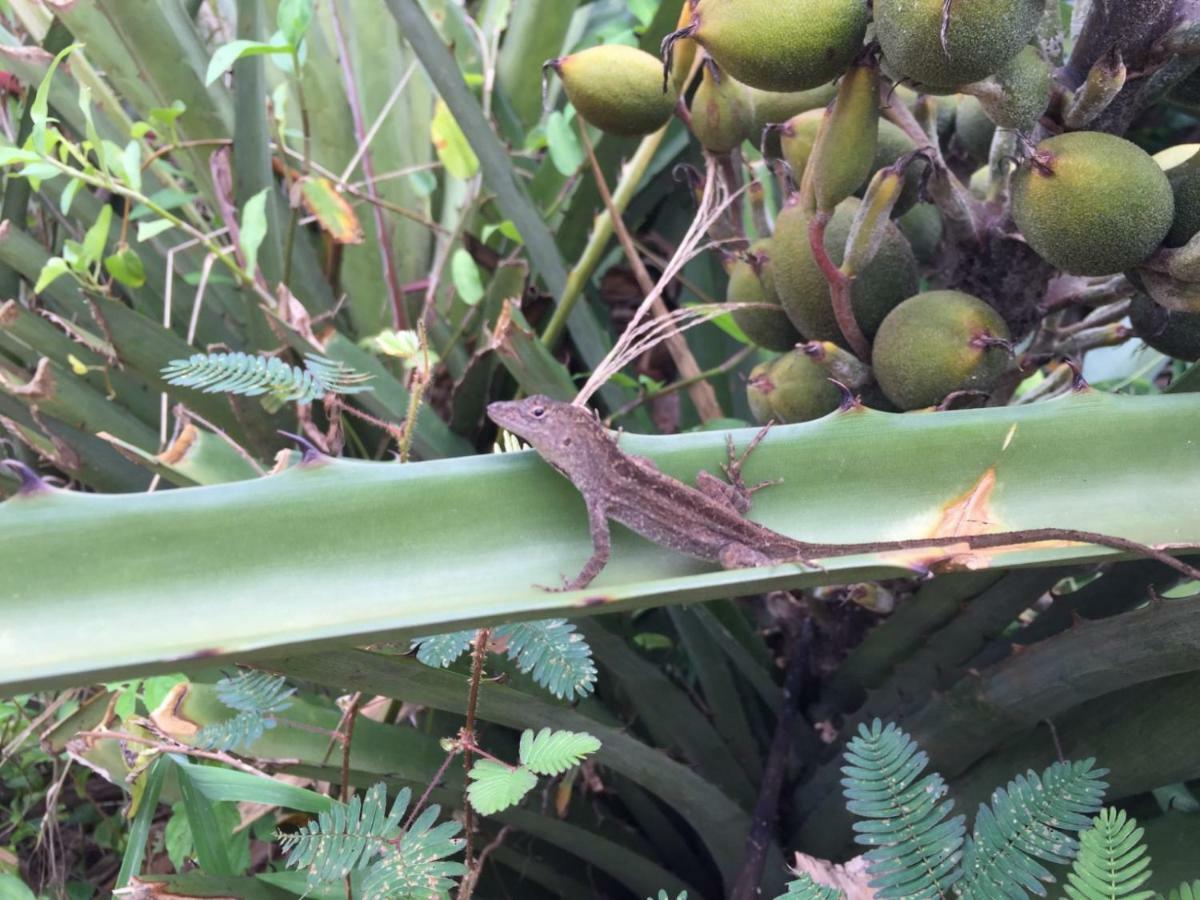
[718,542,775,570]
[716,428,783,511]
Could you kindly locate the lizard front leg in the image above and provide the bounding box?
[548,502,612,592]
[696,429,782,514]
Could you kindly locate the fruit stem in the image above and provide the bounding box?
[808,212,872,362]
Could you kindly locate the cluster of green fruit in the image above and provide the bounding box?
[545,0,1200,424]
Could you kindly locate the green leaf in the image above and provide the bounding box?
[122,140,143,193]
[136,219,175,242]
[205,39,291,85]
[496,619,597,700]
[104,247,147,288]
[33,257,70,293]
[30,43,82,147]
[430,98,479,180]
[239,187,270,278]
[0,874,38,900]
[277,0,314,48]
[481,219,523,245]
[466,760,537,815]
[298,177,362,244]
[411,630,475,667]
[115,755,166,888]
[0,147,42,167]
[164,802,194,872]
[59,177,82,215]
[450,247,484,305]
[82,204,113,265]
[1064,808,1155,900]
[519,727,601,775]
[19,162,62,183]
[546,109,584,175]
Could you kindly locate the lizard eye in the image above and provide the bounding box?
[531,406,545,417]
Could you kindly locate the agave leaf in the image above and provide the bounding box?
[2,392,1200,697]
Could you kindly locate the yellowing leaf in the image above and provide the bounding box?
[431,99,478,181]
[299,177,363,245]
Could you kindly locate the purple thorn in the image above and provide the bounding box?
[277,430,324,464]
[0,458,48,494]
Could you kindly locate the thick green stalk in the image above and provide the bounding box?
[3,392,1200,696]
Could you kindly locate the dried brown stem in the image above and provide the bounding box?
[456,627,491,900]
[577,119,724,422]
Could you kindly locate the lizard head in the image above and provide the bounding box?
[487,395,603,474]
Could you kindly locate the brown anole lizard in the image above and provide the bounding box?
[487,395,1200,590]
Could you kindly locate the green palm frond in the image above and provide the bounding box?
[498,619,597,700]
[161,352,372,403]
[279,782,464,897]
[519,727,601,775]
[1064,808,1154,900]
[841,719,966,899]
[957,758,1109,897]
[776,873,845,899]
[411,619,597,700]
[193,670,295,751]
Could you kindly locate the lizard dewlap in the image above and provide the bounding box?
[547,45,677,138]
[680,0,869,92]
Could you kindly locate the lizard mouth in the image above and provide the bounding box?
[486,400,521,431]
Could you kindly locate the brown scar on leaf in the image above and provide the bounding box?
[4,357,55,400]
[157,423,198,466]
[578,595,612,607]
[149,681,199,738]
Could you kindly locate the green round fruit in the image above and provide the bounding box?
[748,81,837,136]
[689,0,869,92]
[1164,147,1200,247]
[876,0,1044,89]
[728,241,804,352]
[778,109,824,180]
[1011,132,1174,276]
[872,290,1011,410]
[897,203,944,265]
[746,351,844,423]
[953,95,996,162]
[773,195,919,347]
[1130,292,1200,361]
[550,45,677,137]
[690,62,755,153]
[972,46,1052,129]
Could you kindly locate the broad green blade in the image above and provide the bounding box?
[3,391,1200,694]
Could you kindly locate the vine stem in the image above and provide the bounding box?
[456,626,490,900]
[808,212,871,362]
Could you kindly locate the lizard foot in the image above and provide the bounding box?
[721,428,781,502]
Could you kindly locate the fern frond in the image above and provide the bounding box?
[957,758,1109,897]
[466,760,537,815]
[278,782,406,889]
[194,709,276,751]
[162,352,371,403]
[360,804,466,899]
[410,630,475,668]
[841,719,966,899]
[1164,880,1200,900]
[193,670,294,751]
[1064,808,1154,900]
[495,619,597,700]
[519,727,601,775]
[214,670,295,713]
[648,893,687,900]
[777,873,844,899]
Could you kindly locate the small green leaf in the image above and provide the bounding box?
[205,40,290,85]
[451,248,484,305]
[518,728,601,775]
[431,99,479,180]
[149,101,187,130]
[104,248,147,288]
[545,109,584,176]
[0,873,37,900]
[480,220,523,245]
[82,205,113,265]
[239,188,270,278]
[466,761,537,815]
[20,162,62,182]
[277,0,314,48]
[60,177,82,215]
[633,632,673,651]
[0,146,41,166]
[31,43,81,147]
[34,257,70,293]
[122,141,143,193]
[137,220,175,242]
